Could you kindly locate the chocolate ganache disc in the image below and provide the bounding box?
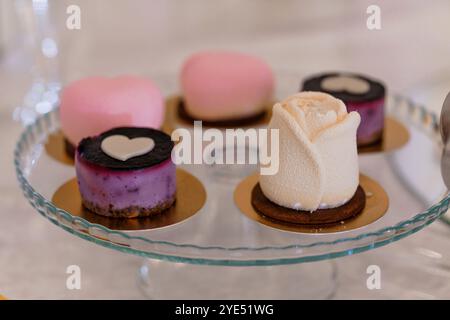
[77,127,174,170]
[302,72,385,103]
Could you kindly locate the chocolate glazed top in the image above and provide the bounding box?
[77,127,174,170]
[301,72,386,103]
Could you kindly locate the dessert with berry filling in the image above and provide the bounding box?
[302,72,385,147]
[75,127,175,218]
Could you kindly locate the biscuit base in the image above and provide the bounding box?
[64,137,76,159]
[357,130,383,148]
[177,99,268,127]
[251,184,366,226]
[82,196,176,219]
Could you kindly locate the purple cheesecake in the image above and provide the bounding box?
[302,72,386,147]
[75,127,176,218]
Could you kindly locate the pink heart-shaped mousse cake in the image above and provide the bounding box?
[180,51,275,122]
[60,75,164,147]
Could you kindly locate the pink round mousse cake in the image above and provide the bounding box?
[302,72,386,147]
[60,75,164,156]
[180,51,274,124]
[75,127,176,218]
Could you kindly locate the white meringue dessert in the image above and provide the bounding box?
[259,91,361,213]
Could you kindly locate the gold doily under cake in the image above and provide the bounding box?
[45,131,74,166]
[52,168,206,231]
[358,117,409,153]
[163,95,273,133]
[234,173,389,234]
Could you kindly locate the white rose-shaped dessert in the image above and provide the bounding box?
[260,92,361,212]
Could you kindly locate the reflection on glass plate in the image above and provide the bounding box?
[14,95,448,266]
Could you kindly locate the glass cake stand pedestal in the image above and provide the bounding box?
[138,259,338,299]
[14,95,449,299]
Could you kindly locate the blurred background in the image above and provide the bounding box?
[1,0,450,299]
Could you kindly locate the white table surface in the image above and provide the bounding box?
[1,0,450,299]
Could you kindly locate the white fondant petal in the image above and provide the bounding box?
[259,104,324,211]
[313,111,360,206]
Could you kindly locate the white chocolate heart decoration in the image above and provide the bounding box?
[321,75,370,94]
[101,135,155,161]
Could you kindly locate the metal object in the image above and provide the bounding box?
[440,92,450,189]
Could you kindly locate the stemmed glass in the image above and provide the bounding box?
[12,0,61,126]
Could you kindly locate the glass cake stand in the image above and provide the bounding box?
[14,94,449,299]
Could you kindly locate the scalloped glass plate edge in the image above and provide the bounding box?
[14,97,450,266]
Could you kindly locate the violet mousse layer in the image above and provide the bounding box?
[302,72,386,147]
[75,127,176,218]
